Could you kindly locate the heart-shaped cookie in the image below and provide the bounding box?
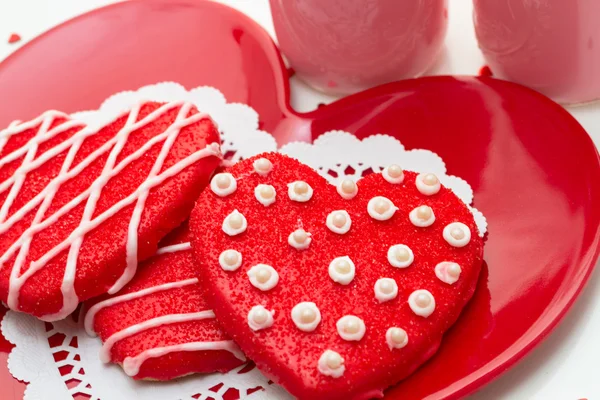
[84,224,245,381]
[190,153,484,399]
[0,101,221,320]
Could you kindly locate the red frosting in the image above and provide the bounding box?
[87,224,244,380]
[190,153,484,399]
[0,102,221,319]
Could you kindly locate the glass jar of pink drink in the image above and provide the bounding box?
[474,0,600,105]
[269,0,449,95]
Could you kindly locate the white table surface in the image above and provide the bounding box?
[0,1,598,399]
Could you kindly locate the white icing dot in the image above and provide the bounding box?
[210,173,237,197]
[387,244,414,268]
[291,302,321,332]
[367,196,398,221]
[218,249,242,271]
[247,305,274,331]
[254,184,276,207]
[318,350,345,378]
[247,264,279,291]
[409,205,435,227]
[408,289,436,317]
[337,179,358,200]
[435,261,462,285]
[287,181,313,202]
[288,229,312,250]
[328,256,356,285]
[222,209,248,236]
[336,315,366,341]
[253,157,273,176]
[386,327,409,350]
[443,222,471,247]
[382,164,404,184]
[374,278,398,303]
[415,173,441,196]
[326,210,352,234]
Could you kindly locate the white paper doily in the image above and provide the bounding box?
[1,83,486,400]
[2,311,282,400]
[71,82,278,163]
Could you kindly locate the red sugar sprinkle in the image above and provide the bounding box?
[8,33,21,44]
[479,65,493,77]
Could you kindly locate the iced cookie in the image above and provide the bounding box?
[84,224,245,380]
[190,153,484,399]
[0,102,221,320]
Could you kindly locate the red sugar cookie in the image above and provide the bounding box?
[84,224,246,380]
[0,102,221,320]
[190,153,484,399]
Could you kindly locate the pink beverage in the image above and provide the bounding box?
[474,0,600,105]
[269,0,448,95]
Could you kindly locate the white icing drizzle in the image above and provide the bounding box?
[210,173,237,197]
[326,210,352,234]
[409,205,436,227]
[374,278,398,303]
[84,240,195,336]
[336,179,358,200]
[328,256,356,285]
[218,249,242,271]
[287,228,312,250]
[318,350,345,378]
[367,196,398,221]
[0,112,84,183]
[247,305,274,331]
[415,173,441,196]
[287,181,313,202]
[0,114,82,222]
[387,244,414,268]
[291,302,321,332]
[155,242,192,255]
[222,209,248,236]
[254,184,276,207]
[253,157,272,176]
[386,327,409,350]
[0,102,220,321]
[443,222,471,247]
[247,264,279,291]
[435,261,462,285]
[408,289,436,317]
[382,165,404,184]
[123,340,245,377]
[99,311,217,363]
[84,277,198,336]
[336,315,366,341]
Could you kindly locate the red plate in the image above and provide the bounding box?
[0,1,599,399]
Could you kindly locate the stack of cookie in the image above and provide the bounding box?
[0,102,484,399]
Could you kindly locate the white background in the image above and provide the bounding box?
[0,1,599,399]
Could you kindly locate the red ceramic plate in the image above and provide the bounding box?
[0,1,599,399]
